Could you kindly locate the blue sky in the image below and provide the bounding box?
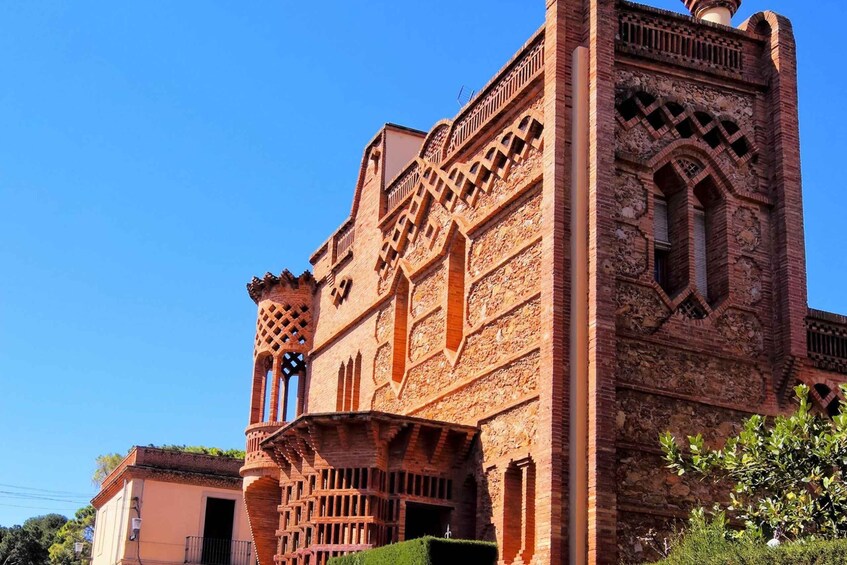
[0,0,844,526]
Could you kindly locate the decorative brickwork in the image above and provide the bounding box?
[239,3,847,563]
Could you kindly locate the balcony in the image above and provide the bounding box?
[807,309,847,375]
[184,536,254,565]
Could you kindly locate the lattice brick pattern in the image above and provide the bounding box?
[808,316,847,375]
[422,123,449,165]
[617,9,743,76]
[277,468,390,565]
[617,91,756,164]
[447,35,544,155]
[377,109,544,276]
[255,301,311,354]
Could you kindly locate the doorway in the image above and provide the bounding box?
[404,502,452,540]
[202,497,235,564]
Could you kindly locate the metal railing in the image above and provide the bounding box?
[184,536,253,565]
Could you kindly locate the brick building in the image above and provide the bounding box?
[238,0,847,563]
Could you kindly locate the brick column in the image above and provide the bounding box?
[586,0,618,562]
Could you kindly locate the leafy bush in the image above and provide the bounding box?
[661,385,847,541]
[327,536,497,565]
[654,511,847,564]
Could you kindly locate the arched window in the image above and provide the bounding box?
[336,353,362,412]
[653,155,728,309]
[250,355,273,424]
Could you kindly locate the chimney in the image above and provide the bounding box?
[682,0,741,26]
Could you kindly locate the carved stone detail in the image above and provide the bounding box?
[374,305,393,343]
[617,69,754,133]
[614,171,648,221]
[616,389,744,448]
[614,223,649,278]
[409,309,446,362]
[616,283,671,335]
[470,190,542,277]
[373,343,392,386]
[411,266,446,318]
[479,401,539,462]
[468,242,542,326]
[414,351,539,425]
[733,207,762,253]
[715,309,765,357]
[617,339,766,406]
[734,257,763,306]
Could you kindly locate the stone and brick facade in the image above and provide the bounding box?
[238,1,847,563]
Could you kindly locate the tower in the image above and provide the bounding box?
[241,270,316,565]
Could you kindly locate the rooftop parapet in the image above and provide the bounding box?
[246,270,316,304]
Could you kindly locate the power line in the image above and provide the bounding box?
[0,502,80,512]
[0,491,90,504]
[0,482,92,497]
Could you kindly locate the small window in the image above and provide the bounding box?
[694,209,708,297]
[654,197,671,292]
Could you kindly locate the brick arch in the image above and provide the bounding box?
[799,375,845,419]
[647,139,746,199]
[250,353,274,424]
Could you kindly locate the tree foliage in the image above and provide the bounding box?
[152,444,245,459]
[0,514,67,565]
[92,453,124,487]
[48,506,95,565]
[661,384,847,542]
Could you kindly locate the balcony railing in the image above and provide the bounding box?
[184,536,253,565]
[807,309,847,375]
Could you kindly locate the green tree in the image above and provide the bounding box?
[91,453,124,487]
[0,514,67,565]
[661,384,847,542]
[152,444,245,459]
[48,506,95,565]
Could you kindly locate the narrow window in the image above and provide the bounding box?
[392,274,409,384]
[694,177,728,304]
[446,234,466,351]
[344,358,354,411]
[654,163,690,295]
[336,364,345,412]
[284,374,300,421]
[693,208,708,297]
[262,364,273,422]
[654,197,671,291]
[503,458,536,563]
[352,353,362,411]
[251,355,273,424]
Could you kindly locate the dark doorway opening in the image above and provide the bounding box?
[202,497,235,565]
[404,502,452,540]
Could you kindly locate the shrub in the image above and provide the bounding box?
[327,536,497,565]
[653,510,847,565]
[661,385,847,541]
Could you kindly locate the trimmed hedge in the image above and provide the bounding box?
[327,536,497,565]
[655,538,847,564]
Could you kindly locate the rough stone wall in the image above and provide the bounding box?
[612,54,786,560]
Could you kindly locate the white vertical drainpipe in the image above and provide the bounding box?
[569,45,589,565]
